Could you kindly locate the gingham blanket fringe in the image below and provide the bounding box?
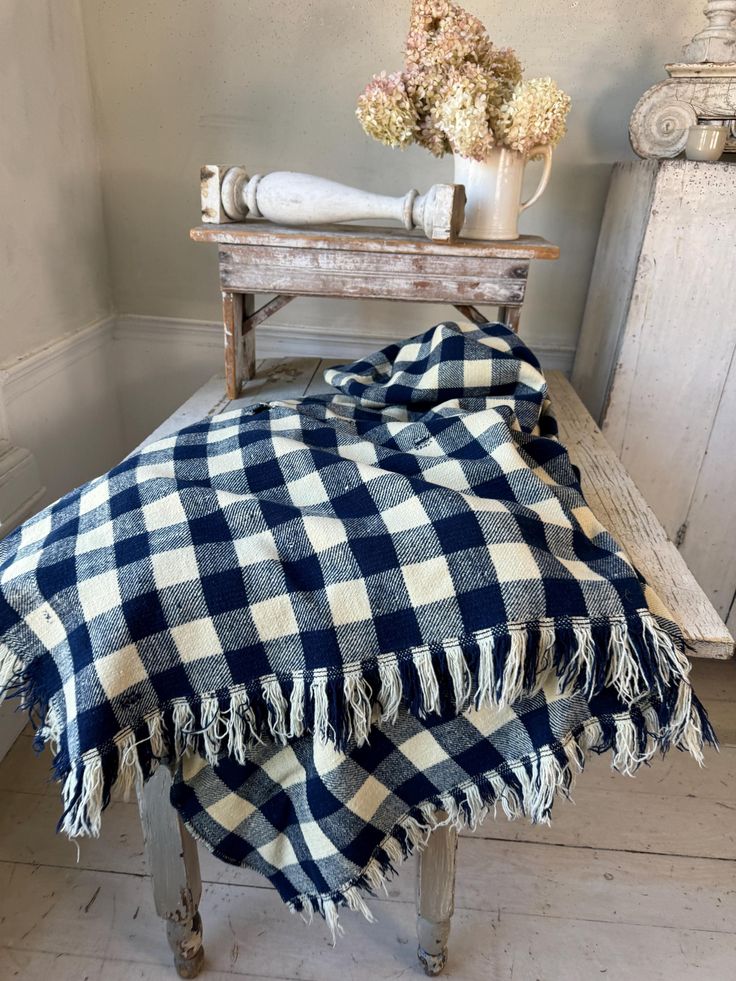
[287,702,711,939]
[0,607,714,840]
[0,320,716,847]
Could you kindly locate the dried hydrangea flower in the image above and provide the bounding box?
[403,64,451,156]
[356,2,570,161]
[434,64,496,160]
[416,115,453,156]
[497,77,571,155]
[356,71,417,148]
[479,46,522,91]
[406,0,491,71]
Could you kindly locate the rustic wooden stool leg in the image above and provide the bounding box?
[222,290,256,399]
[454,303,488,326]
[139,767,205,978]
[456,303,522,334]
[416,818,458,976]
[498,304,521,333]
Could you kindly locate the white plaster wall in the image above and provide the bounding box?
[0,0,124,756]
[79,0,705,353]
[0,0,124,504]
[0,0,112,361]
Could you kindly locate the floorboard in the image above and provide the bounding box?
[0,722,734,978]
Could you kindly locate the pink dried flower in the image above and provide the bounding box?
[356,71,417,148]
[404,65,451,156]
[406,0,491,71]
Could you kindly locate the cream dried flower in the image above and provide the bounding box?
[497,77,571,155]
[434,64,496,160]
[356,71,417,148]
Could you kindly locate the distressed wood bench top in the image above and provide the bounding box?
[190,221,560,260]
[142,360,733,661]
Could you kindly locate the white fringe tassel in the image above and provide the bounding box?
[287,707,676,936]
[0,644,22,692]
[1,610,711,844]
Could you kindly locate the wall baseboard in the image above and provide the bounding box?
[114,312,575,446]
[116,314,576,373]
[0,315,120,762]
[0,311,576,525]
[0,314,124,514]
[0,439,46,533]
[1,316,116,403]
[0,437,44,757]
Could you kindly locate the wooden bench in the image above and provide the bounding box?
[189,222,559,400]
[137,358,733,978]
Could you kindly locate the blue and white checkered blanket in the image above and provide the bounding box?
[0,321,714,927]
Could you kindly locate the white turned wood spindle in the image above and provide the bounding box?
[201,165,465,243]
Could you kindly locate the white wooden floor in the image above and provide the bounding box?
[0,658,733,981]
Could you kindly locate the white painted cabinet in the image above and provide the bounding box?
[573,158,736,633]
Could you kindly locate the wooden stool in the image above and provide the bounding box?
[190,222,560,399]
[137,359,733,977]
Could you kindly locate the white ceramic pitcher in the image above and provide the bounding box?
[453,145,553,240]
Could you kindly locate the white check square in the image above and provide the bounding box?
[78,479,110,516]
[490,441,527,474]
[233,530,279,566]
[77,569,122,621]
[286,471,330,507]
[142,492,188,532]
[345,774,391,821]
[381,496,429,534]
[399,729,449,771]
[151,546,200,590]
[302,515,347,554]
[25,602,68,648]
[170,617,223,663]
[249,594,299,641]
[487,542,541,583]
[424,458,470,491]
[401,556,455,607]
[208,792,255,831]
[208,448,245,477]
[75,521,115,555]
[258,832,300,870]
[95,643,149,700]
[326,578,372,626]
[299,820,340,860]
[19,514,52,548]
[557,557,605,582]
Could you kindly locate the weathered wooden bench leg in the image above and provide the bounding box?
[455,302,522,334]
[497,304,521,333]
[139,766,205,978]
[222,290,255,399]
[416,818,458,976]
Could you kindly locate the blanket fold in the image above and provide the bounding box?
[0,320,715,918]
